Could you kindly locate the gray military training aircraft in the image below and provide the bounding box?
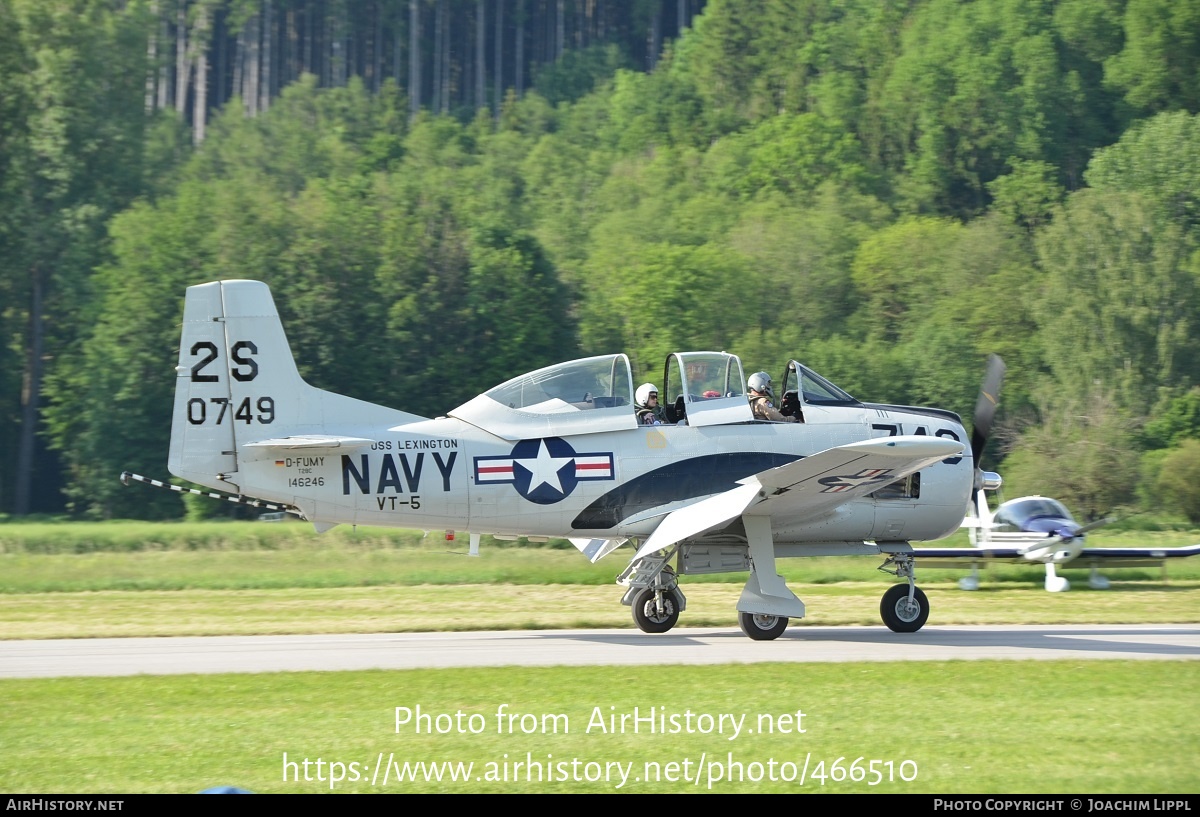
[124,280,1200,640]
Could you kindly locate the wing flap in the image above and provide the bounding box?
[569,537,628,563]
[634,483,762,559]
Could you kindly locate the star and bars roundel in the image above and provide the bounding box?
[473,437,615,504]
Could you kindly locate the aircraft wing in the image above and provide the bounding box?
[907,543,1200,568]
[633,435,962,560]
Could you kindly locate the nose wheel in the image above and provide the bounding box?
[631,587,682,633]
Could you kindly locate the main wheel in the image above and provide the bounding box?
[632,587,681,633]
[738,612,789,641]
[880,584,929,632]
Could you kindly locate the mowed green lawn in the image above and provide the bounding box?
[2,662,1197,794]
[1,523,1198,794]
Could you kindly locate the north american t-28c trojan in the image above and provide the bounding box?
[125,280,1197,641]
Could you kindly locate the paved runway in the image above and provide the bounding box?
[2,624,1197,678]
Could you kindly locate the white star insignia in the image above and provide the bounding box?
[518,440,573,494]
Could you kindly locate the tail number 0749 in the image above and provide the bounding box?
[187,396,275,425]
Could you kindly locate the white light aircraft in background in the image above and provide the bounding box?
[904,355,1200,591]
[123,281,1200,639]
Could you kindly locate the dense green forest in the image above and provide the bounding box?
[2,0,1199,523]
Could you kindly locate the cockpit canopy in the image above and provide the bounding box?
[994,497,1075,530]
[448,350,862,439]
[780,360,859,405]
[450,354,637,439]
[662,352,753,426]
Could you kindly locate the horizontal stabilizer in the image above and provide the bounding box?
[243,435,376,450]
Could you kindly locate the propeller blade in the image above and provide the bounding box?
[1077,516,1116,535]
[970,354,1006,469]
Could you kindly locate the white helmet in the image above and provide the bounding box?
[635,383,659,408]
[748,371,774,399]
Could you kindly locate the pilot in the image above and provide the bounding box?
[635,383,666,425]
[747,372,797,422]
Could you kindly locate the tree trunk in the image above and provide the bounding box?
[286,5,297,87]
[515,0,523,97]
[192,6,209,143]
[409,0,420,116]
[476,1,484,111]
[215,12,226,107]
[373,2,383,92]
[303,1,313,79]
[246,10,260,115]
[330,2,344,87]
[232,24,244,107]
[14,268,44,517]
[647,0,660,70]
[157,10,170,109]
[145,0,159,112]
[493,0,503,117]
[261,0,272,110]
[432,0,443,112]
[174,0,189,114]
[556,0,563,60]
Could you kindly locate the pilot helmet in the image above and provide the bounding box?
[635,383,660,408]
[747,371,775,399]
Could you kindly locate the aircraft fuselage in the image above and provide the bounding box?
[237,406,971,544]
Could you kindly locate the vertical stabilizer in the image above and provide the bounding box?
[168,279,424,493]
[169,281,240,491]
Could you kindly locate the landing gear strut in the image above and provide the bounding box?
[878,551,931,633]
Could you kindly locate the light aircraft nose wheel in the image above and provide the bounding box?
[880,584,929,633]
[631,587,681,634]
[738,612,788,641]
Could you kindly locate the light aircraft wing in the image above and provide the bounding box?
[908,543,1200,568]
[633,435,962,560]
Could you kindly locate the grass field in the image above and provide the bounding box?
[1,521,1198,794]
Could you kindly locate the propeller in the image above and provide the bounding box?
[965,354,1006,534]
[1077,516,1116,536]
[970,354,1006,472]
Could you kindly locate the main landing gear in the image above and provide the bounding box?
[738,612,789,641]
[878,552,931,633]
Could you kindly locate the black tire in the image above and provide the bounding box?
[880,584,929,633]
[631,587,681,634]
[738,611,789,641]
